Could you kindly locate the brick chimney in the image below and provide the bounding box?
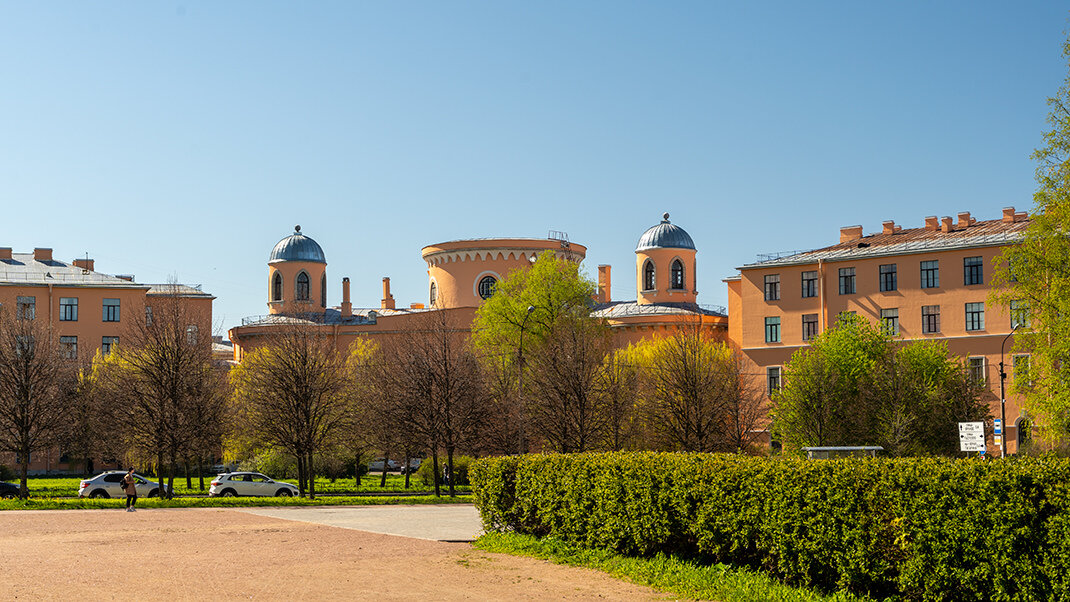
[957,212,974,229]
[380,277,396,310]
[840,225,864,243]
[1002,207,1016,223]
[33,248,52,262]
[410,303,425,309]
[882,220,896,235]
[597,265,612,303]
[0,248,11,260]
[941,216,954,233]
[1015,211,1028,222]
[73,258,95,272]
[924,216,939,231]
[341,277,353,317]
[115,274,135,282]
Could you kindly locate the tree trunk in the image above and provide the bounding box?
[197,458,205,491]
[157,449,166,500]
[184,459,192,490]
[296,454,306,497]
[403,451,411,489]
[446,447,456,498]
[19,448,29,500]
[379,453,389,488]
[431,451,440,497]
[167,450,176,500]
[307,452,316,499]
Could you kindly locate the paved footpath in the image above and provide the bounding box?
[237,503,484,541]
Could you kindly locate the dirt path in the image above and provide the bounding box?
[0,508,673,601]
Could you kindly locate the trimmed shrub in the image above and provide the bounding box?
[471,452,1070,601]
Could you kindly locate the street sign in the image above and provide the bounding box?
[995,435,1003,447]
[959,421,986,452]
[994,419,1002,435]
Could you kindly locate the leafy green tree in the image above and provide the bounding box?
[993,37,1070,438]
[773,313,986,455]
[472,251,603,453]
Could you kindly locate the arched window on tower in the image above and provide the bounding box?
[642,260,655,291]
[478,275,497,300]
[321,274,327,308]
[272,272,283,301]
[671,259,685,290]
[296,272,310,301]
[430,282,438,307]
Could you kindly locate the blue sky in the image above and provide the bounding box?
[1,2,1067,335]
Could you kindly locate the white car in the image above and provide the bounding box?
[209,472,299,497]
[78,471,170,499]
[367,458,401,472]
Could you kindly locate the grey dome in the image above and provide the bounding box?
[269,225,326,264]
[636,213,696,252]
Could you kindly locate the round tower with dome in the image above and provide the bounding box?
[267,225,328,315]
[635,213,697,305]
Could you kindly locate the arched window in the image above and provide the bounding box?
[478,276,497,300]
[429,282,438,307]
[671,259,685,290]
[272,272,283,301]
[296,272,310,301]
[642,260,655,291]
[321,274,327,308]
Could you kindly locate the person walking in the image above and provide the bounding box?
[122,468,138,512]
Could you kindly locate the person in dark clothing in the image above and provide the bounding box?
[122,468,138,512]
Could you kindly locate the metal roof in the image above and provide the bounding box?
[146,283,215,299]
[0,254,149,288]
[269,226,326,264]
[591,300,726,319]
[741,218,1030,269]
[636,213,696,252]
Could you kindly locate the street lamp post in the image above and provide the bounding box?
[998,324,1021,458]
[517,305,535,454]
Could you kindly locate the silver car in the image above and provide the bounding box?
[78,471,169,498]
[209,472,299,497]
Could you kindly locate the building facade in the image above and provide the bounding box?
[727,207,1031,453]
[0,247,214,473]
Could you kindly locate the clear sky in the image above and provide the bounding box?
[2,2,1067,336]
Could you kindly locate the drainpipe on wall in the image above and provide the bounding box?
[818,259,826,333]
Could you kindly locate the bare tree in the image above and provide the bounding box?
[643,325,746,453]
[98,285,225,498]
[597,349,641,451]
[230,323,351,498]
[524,317,611,453]
[0,308,74,497]
[366,311,487,497]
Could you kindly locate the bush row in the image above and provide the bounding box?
[470,452,1070,601]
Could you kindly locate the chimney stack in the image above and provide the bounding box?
[839,225,864,243]
[1002,207,1016,223]
[34,248,52,262]
[381,277,396,310]
[341,277,352,317]
[882,220,896,235]
[73,258,95,272]
[597,265,612,303]
[924,216,939,231]
[0,248,11,260]
[957,212,973,229]
[941,216,954,233]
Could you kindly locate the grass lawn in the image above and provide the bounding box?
[16,474,469,498]
[0,493,473,511]
[474,532,873,602]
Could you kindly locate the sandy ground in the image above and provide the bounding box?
[0,507,673,601]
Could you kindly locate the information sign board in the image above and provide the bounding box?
[959,422,986,452]
[994,419,1002,435]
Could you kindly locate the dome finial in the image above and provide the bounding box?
[295,225,301,233]
[662,212,670,222]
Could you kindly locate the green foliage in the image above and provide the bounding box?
[472,250,599,365]
[471,452,1070,601]
[416,455,475,486]
[475,532,872,602]
[993,38,1070,439]
[773,313,988,454]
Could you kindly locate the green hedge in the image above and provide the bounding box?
[470,452,1070,601]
